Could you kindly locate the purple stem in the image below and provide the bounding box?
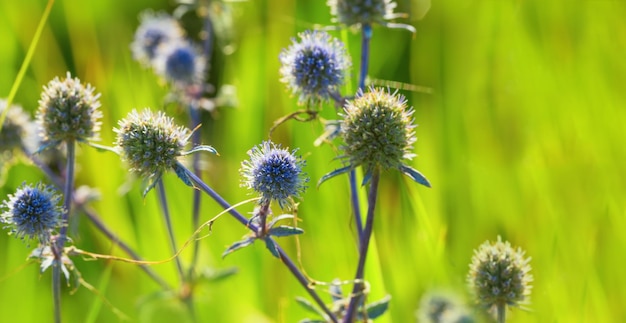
[156,179,186,284]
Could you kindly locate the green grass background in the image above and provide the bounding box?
[1,0,625,322]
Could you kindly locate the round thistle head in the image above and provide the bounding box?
[36,72,102,148]
[240,141,308,209]
[1,99,36,158]
[131,11,184,66]
[279,30,351,105]
[341,87,416,173]
[327,0,397,26]
[1,183,63,245]
[114,109,191,178]
[467,236,533,311]
[155,40,206,88]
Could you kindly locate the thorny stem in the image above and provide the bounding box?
[344,169,380,322]
[23,147,171,290]
[182,165,338,322]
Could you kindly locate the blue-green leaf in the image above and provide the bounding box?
[173,163,193,187]
[365,295,391,319]
[268,214,296,228]
[264,237,280,258]
[181,145,218,156]
[222,237,255,258]
[299,319,326,323]
[399,164,431,188]
[268,225,304,237]
[317,165,353,187]
[197,267,238,284]
[141,173,162,198]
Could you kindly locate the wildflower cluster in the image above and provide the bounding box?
[36,72,102,149]
[467,236,533,311]
[279,30,351,105]
[131,11,206,91]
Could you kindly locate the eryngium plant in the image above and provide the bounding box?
[131,10,185,66]
[468,236,533,320]
[327,0,398,26]
[36,72,102,149]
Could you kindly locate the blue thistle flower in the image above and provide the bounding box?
[279,30,351,105]
[319,87,430,187]
[36,72,102,150]
[1,183,64,245]
[114,109,216,196]
[467,236,533,313]
[155,40,207,88]
[240,141,308,209]
[327,0,398,26]
[130,10,184,66]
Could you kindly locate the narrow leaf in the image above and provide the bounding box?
[399,164,431,187]
[268,225,304,237]
[317,165,353,187]
[365,295,391,319]
[299,319,326,323]
[268,214,296,228]
[295,297,326,317]
[181,145,218,156]
[222,237,254,258]
[264,237,280,258]
[198,267,238,283]
[173,163,193,187]
[141,173,162,198]
[361,169,373,186]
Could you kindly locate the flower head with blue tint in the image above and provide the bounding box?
[468,236,533,313]
[327,0,398,26]
[36,72,102,150]
[155,40,206,89]
[320,87,430,187]
[279,30,351,105]
[1,183,64,245]
[240,141,308,209]
[131,10,184,66]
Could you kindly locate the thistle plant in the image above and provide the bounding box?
[36,72,102,151]
[1,182,63,245]
[327,0,398,26]
[131,11,185,66]
[468,236,533,322]
[0,99,36,173]
[279,30,351,105]
[155,40,207,90]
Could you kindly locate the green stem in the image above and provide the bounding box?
[0,0,55,132]
[156,179,186,284]
[497,302,506,323]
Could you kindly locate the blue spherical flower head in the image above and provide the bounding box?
[468,236,533,313]
[131,11,184,66]
[155,40,207,89]
[36,72,102,150]
[1,183,64,245]
[279,30,351,105]
[240,141,308,209]
[327,0,398,26]
[114,109,191,180]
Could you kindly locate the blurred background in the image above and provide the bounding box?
[1,0,625,322]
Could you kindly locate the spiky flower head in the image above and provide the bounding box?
[327,0,397,26]
[155,40,206,88]
[131,10,184,66]
[343,87,414,169]
[1,183,64,245]
[279,30,351,105]
[114,109,191,179]
[467,236,533,312]
[1,99,36,159]
[36,72,102,149]
[240,141,308,209]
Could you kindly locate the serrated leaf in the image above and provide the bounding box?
[222,237,255,258]
[365,295,391,319]
[264,237,280,258]
[295,297,326,317]
[181,145,218,156]
[268,214,296,228]
[268,225,304,237]
[399,164,431,188]
[173,163,192,187]
[317,165,353,187]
